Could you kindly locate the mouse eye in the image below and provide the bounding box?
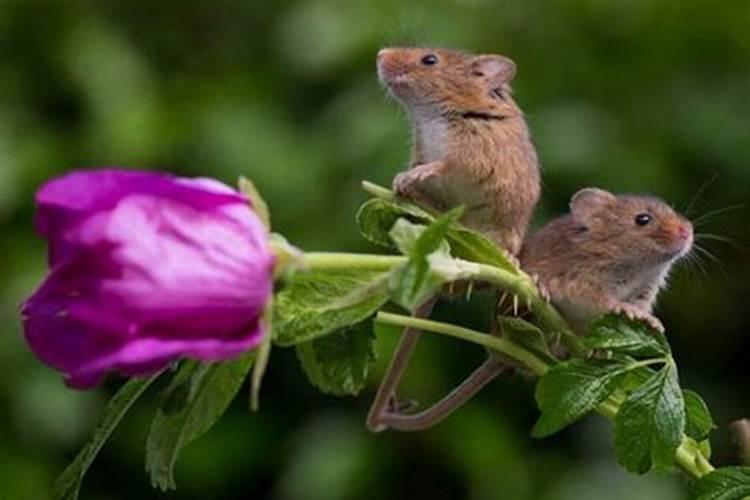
[420,54,438,66]
[634,213,652,226]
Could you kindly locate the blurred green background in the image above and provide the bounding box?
[1,0,748,499]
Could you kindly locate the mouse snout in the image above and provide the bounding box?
[670,219,694,255]
[377,50,413,94]
[376,48,408,78]
[377,48,394,63]
[677,221,693,242]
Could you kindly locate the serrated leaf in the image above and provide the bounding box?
[296,321,376,396]
[54,373,161,500]
[684,390,715,441]
[145,354,255,491]
[499,316,556,364]
[355,197,432,248]
[614,364,685,474]
[585,313,670,356]
[689,467,750,500]
[533,359,629,438]
[273,269,389,346]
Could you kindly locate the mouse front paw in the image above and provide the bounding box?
[612,304,665,333]
[393,163,440,198]
[393,169,434,199]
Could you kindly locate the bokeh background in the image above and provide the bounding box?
[1,1,749,499]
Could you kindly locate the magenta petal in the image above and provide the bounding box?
[22,168,274,388]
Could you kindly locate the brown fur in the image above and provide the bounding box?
[377,47,540,255]
[520,188,694,332]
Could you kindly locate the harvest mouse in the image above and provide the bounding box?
[377,47,540,255]
[521,188,694,333]
[368,47,540,432]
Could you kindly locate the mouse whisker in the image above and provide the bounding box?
[682,251,709,279]
[692,204,746,227]
[695,232,734,244]
[694,232,745,252]
[692,243,728,277]
[682,172,720,217]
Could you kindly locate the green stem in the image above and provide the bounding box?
[302,250,582,355]
[361,180,396,201]
[302,252,405,272]
[375,311,715,480]
[375,312,549,376]
[471,262,584,355]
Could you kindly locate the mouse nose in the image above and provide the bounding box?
[678,221,693,241]
[675,221,694,251]
[377,48,394,62]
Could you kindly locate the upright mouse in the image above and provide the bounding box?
[368,47,540,433]
[521,188,694,333]
[377,47,540,255]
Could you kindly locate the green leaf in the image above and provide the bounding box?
[407,206,464,257]
[296,321,376,396]
[355,194,517,272]
[619,365,658,393]
[238,176,271,229]
[532,359,629,438]
[689,467,750,500]
[585,313,671,357]
[387,210,469,311]
[273,269,389,346]
[145,354,255,491]
[54,373,161,500]
[444,227,518,272]
[355,197,432,248]
[684,389,715,441]
[498,316,556,364]
[614,364,685,473]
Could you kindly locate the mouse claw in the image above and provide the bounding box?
[613,304,665,333]
[393,168,435,199]
[504,252,521,269]
[530,274,551,302]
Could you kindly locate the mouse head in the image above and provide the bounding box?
[377,47,520,117]
[569,188,694,265]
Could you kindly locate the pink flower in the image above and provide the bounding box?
[21,169,274,388]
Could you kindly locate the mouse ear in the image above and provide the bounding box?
[570,188,616,221]
[472,55,516,85]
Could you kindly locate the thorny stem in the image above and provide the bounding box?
[374,311,716,480]
[301,252,583,355]
[360,181,583,356]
